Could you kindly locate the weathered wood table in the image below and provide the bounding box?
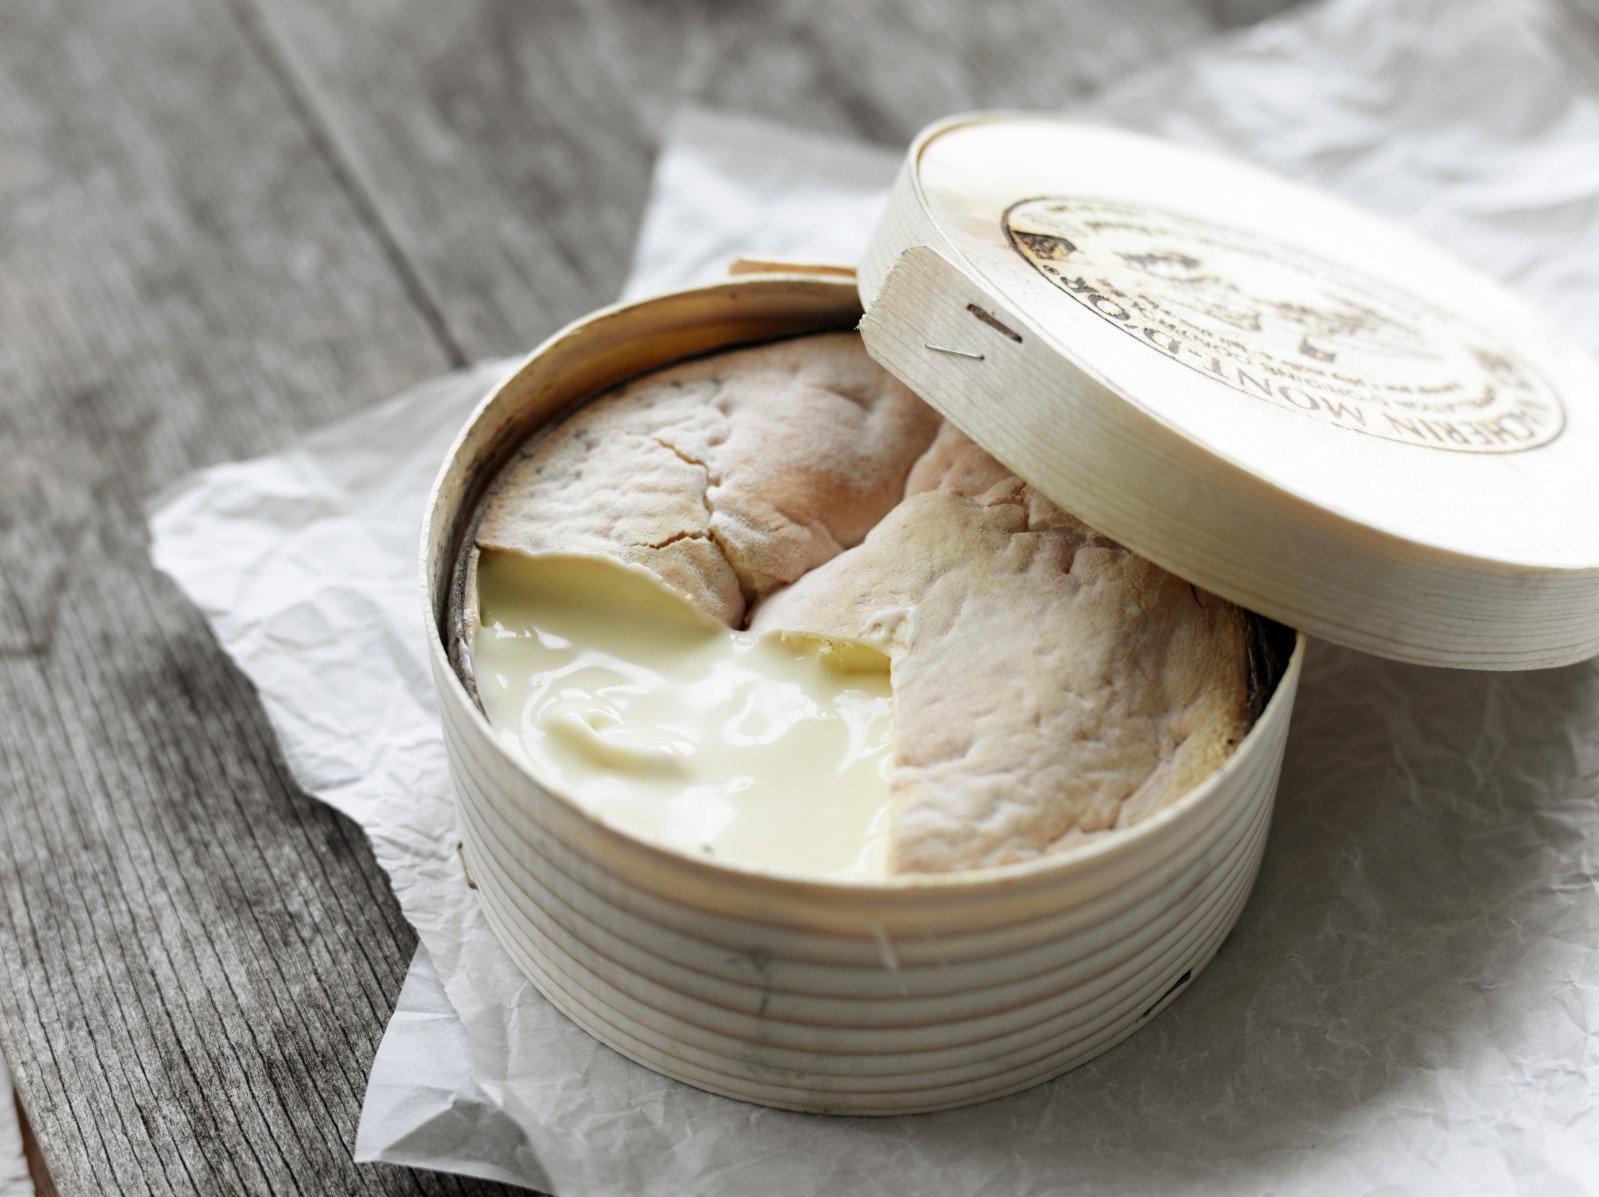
[6,0,1599,1193]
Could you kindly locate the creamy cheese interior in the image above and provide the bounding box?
[472,550,896,879]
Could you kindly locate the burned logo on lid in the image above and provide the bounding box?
[1005,198,1564,454]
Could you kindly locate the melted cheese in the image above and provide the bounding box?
[472,550,895,880]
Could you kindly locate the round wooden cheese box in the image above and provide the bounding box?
[420,113,1599,1116]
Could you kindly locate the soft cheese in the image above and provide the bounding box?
[470,333,1253,878]
[472,549,896,880]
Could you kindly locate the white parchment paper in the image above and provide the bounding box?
[149,0,1599,1191]
[0,1053,33,1197]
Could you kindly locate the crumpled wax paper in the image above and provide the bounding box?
[0,1053,32,1197]
[147,0,1599,1191]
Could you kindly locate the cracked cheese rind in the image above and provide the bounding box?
[475,332,941,628]
[477,336,1252,876]
[748,470,1251,874]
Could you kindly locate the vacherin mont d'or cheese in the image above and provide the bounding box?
[470,332,1253,879]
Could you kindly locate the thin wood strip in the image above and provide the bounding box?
[469,846,1260,1113]
[451,730,1277,1021]
[460,791,1271,1077]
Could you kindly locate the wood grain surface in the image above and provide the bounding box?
[18,0,1527,1191]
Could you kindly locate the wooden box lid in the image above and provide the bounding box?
[857,114,1599,670]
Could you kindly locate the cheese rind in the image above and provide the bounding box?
[475,332,941,628]
[749,463,1252,874]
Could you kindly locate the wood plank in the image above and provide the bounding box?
[0,0,1310,1191]
[240,0,1245,362]
[0,0,507,1192]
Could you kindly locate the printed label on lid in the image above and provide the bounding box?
[1004,197,1565,454]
